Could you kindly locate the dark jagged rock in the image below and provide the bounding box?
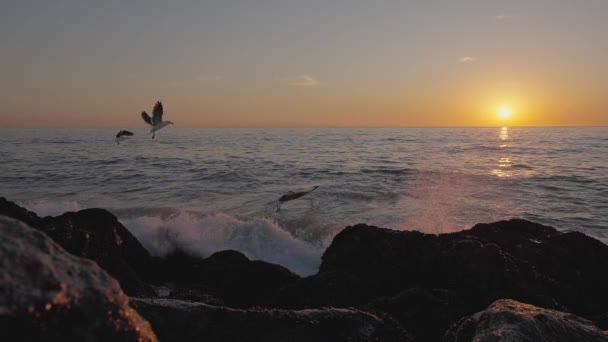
[318,222,544,304]
[276,270,374,308]
[0,216,157,342]
[277,219,608,338]
[0,197,43,227]
[45,208,156,296]
[153,249,301,307]
[444,299,608,342]
[461,219,608,319]
[131,298,413,342]
[365,288,473,342]
[280,223,540,309]
[0,197,154,296]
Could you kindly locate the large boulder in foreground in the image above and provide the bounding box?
[0,197,154,296]
[0,216,157,342]
[444,299,608,342]
[131,297,412,342]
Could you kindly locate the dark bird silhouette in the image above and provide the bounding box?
[277,186,319,212]
[115,130,134,144]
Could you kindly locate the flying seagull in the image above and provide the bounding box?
[115,130,134,144]
[277,186,319,212]
[141,101,173,139]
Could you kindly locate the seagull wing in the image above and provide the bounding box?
[116,130,123,138]
[152,101,163,125]
[141,111,152,125]
[122,130,134,136]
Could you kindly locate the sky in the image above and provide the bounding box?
[1,0,607,128]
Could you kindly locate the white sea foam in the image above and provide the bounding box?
[21,200,325,275]
[121,212,324,276]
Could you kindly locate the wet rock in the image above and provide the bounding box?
[0,197,42,227]
[278,220,608,338]
[461,219,608,320]
[153,249,300,307]
[444,299,608,342]
[0,216,157,342]
[0,197,154,296]
[318,222,545,304]
[276,270,373,308]
[281,222,541,310]
[131,297,413,342]
[365,288,472,342]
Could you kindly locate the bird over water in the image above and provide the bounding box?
[141,101,173,139]
[115,130,133,144]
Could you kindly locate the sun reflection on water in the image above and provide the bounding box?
[492,127,512,178]
[499,126,509,140]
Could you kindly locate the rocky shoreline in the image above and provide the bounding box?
[1,196,607,341]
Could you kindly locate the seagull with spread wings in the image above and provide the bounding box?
[141,101,173,139]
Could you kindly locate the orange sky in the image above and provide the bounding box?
[1,1,606,127]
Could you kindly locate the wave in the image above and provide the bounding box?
[120,212,323,276]
[21,200,324,276]
[360,167,414,176]
[510,164,534,170]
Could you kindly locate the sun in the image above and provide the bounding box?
[498,106,512,119]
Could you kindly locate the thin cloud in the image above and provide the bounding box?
[494,14,518,20]
[458,57,478,63]
[288,74,320,86]
[197,75,224,83]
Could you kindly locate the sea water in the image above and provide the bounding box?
[1,127,606,275]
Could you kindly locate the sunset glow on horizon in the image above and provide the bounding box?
[1,1,606,128]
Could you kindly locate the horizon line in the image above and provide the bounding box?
[1,125,607,129]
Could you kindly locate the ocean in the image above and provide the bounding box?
[1,127,607,275]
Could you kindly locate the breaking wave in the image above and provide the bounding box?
[119,212,324,276]
[21,199,325,276]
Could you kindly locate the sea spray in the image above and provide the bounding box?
[19,200,327,275]
[121,211,324,276]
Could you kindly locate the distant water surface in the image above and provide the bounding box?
[1,127,606,275]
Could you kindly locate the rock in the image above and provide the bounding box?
[318,223,544,304]
[365,288,473,342]
[276,270,374,308]
[0,197,155,296]
[278,220,608,339]
[130,297,413,342]
[0,216,157,342]
[0,197,42,227]
[46,208,156,296]
[281,222,542,309]
[162,286,225,305]
[153,249,300,307]
[443,299,608,342]
[4,195,608,340]
[461,219,608,320]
